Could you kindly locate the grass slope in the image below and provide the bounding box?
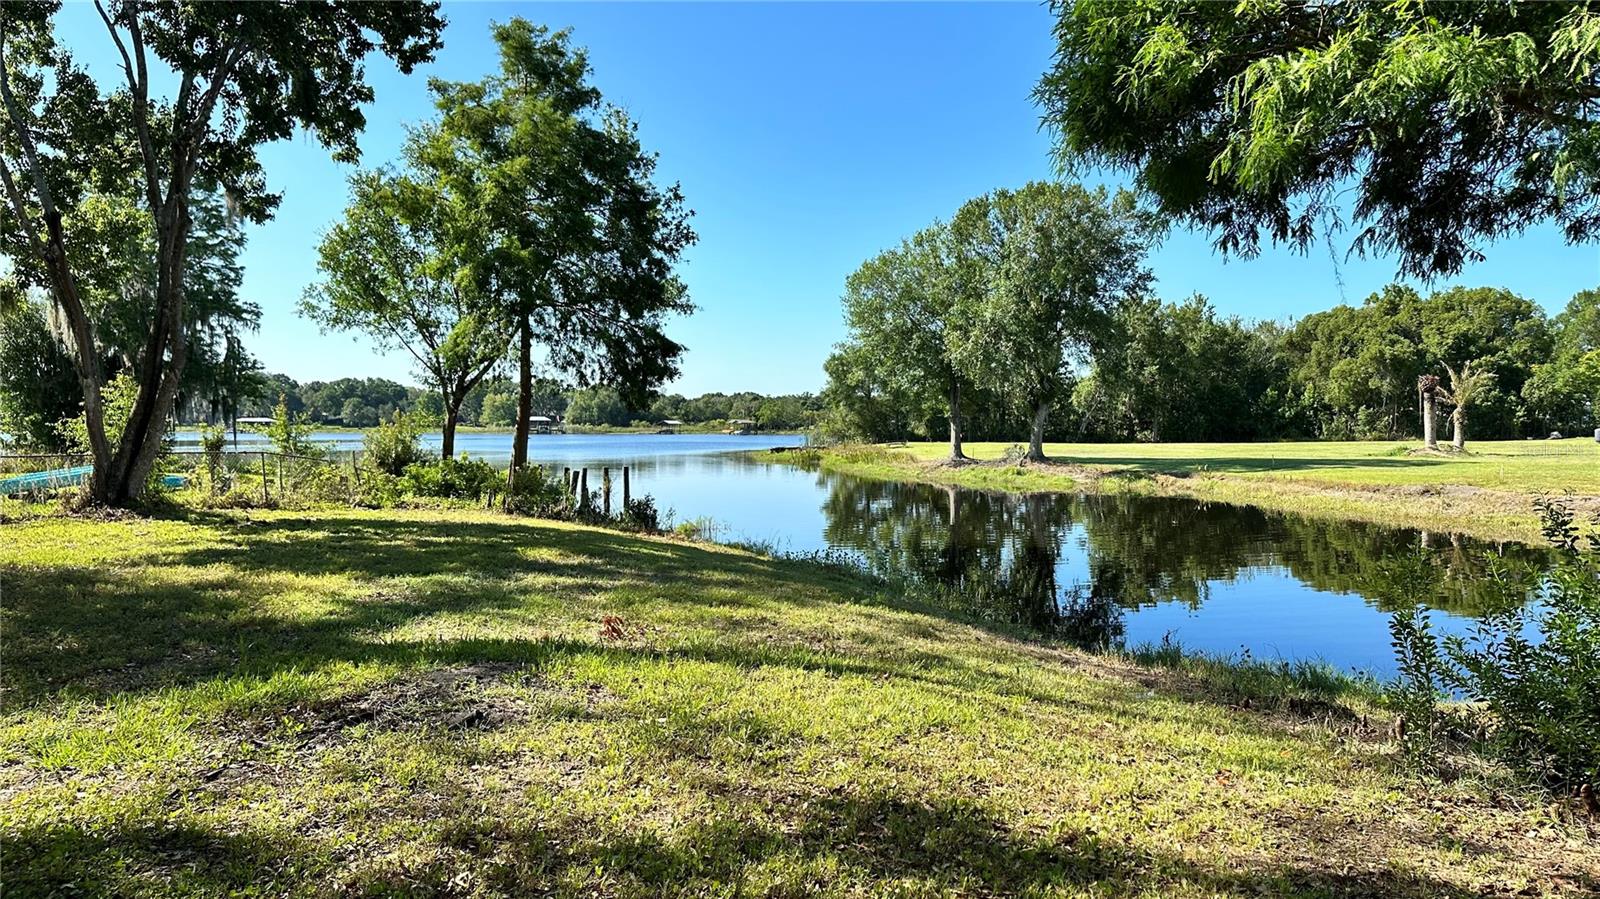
[3,509,1596,897]
[812,440,1600,542]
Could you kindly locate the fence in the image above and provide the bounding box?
[0,449,362,504]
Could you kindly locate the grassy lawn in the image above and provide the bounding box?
[3,508,1595,897]
[811,440,1600,542]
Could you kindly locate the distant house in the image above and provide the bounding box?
[658,418,684,434]
[529,415,564,435]
[726,418,757,434]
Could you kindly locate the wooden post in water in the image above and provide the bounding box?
[579,468,589,511]
[602,467,612,516]
[260,452,269,503]
[622,466,630,508]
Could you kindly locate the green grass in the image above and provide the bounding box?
[809,440,1600,542]
[4,508,1596,896]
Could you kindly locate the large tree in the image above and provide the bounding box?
[947,182,1157,461]
[1036,1,1600,279]
[0,1,443,504]
[422,20,694,476]
[840,224,972,460]
[304,167,508,458]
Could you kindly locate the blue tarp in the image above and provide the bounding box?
[0,465,187,496]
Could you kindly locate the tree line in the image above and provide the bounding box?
[822,182,1598,452]
[231,375,822,432]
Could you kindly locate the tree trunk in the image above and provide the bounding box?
[1027,400,1051,462]
[1422,393,1438,449]
[441,400,460,460]
[1452,411,1465,450]
[948,381,968,461]
[510,314,533,480]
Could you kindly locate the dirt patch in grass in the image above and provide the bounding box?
[306,663,534,735]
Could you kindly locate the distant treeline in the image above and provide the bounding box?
[234,376,824,432]
[824,284,1600,445]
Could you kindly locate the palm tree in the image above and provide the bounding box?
[1439,361,1496,451]
[1417,374,1443,449]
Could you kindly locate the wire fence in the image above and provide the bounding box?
[0,449,372,505]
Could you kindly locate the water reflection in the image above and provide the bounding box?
[814,469,1552,664]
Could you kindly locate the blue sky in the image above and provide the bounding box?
[54,2,1600,395]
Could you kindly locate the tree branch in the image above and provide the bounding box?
[93,0,160,211]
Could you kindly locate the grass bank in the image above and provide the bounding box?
[800,440,1600,543]
[4,508,1596,896]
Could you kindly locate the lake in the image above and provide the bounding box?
[177,429,1551,676]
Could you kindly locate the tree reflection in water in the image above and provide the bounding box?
[816,469,1553,647]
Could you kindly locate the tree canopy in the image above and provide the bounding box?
[1036,0,1600,279]
[420,19,694,471]
[304,166,507,458]
[0,0,444,502]
[946,182,1158,459]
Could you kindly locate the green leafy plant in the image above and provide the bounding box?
[1440,499,1600,789]
[504,464,569,517]
[261,395,320,458]
[1386,498,1600,788]
[55,373,139,458]
[365,410,425,476]
[402,455,499,500]
[198,423,227,494]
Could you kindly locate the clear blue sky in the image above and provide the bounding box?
[54,2,1600,395]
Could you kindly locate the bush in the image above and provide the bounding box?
[402,455,498,500]
[505,464,569,517]
[262,394,321,458]
[199,423,227,494]
[1388,498,1600,789]
[615,495,662,533]
[366,410,425,476]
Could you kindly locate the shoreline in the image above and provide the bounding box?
[779,442,1600,544]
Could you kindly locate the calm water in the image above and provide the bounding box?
[175,430,1551,676]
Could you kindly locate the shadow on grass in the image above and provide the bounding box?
[4,787,1499,898]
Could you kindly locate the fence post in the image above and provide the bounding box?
[579,468,588,511]
[602,467,611,517]
[277,455,284,496]
[260,451,269,504]
[622,466,630,509]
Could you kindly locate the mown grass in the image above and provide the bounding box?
[808,440,1600,542]
[3,508,1596,897]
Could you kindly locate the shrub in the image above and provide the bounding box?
[366,410,425,476]
[262,394,320,458]
[615,495,662,533]
[1388,498,1600,788]
[199,423,227,494]
[505,464,569,517]
[55,372,139,457]
[403,455,499,500]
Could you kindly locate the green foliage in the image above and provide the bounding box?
[365,410,426,476]
[198,423,227,495]
[261,395,320,459]
[1037,1,1600,279]
[1442,499,1600,788]
[1385,499,1600,788]
[946,182,1159,455]
[55,373,139,458]
[566,386,631,427]
[402,456,499,500]
[302,166,507,455]
[479,391,518,427]
[423,18,694,470]
[615,495,663,533]
[504,465,571,517]
[0,300,79,451]
[0,2,445,503]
